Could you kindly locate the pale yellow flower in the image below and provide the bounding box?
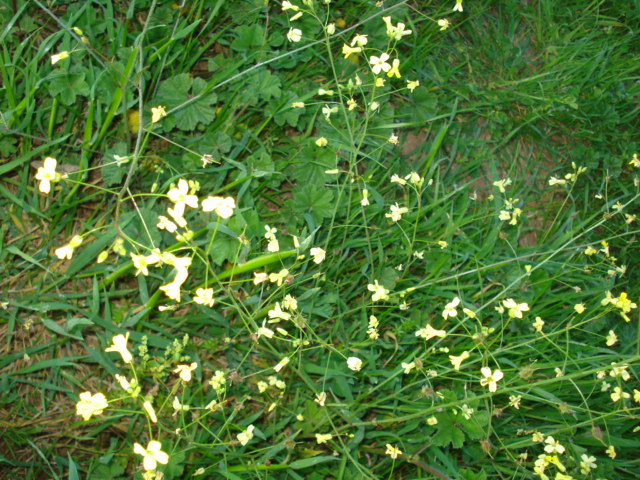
[193,287,214,307]
[406,79,420,92]
[173,362,197,382]
[442,297,460,319]
[51,51,70,65]
[238,425,255,447]
[342,44,362,59]
[105,333,133,363]
[133,440,169,471]
[416,324,447,341]
[387,58,401,78]
[55,235,83,260]
[316,433,332,444]
[438,18,450,30]
[369,53,391,75]
[151,106,167,123]
[453,0,463,12]
[385,444,402,459]
[201,196,236,219]
[287,28,302,42]
[76,392,108,420]
[385,203,408,222]
[310,247,326,264]
[34,156,61,194]
[449,351,470,370]
[347,357,363,371]
[480,367,503,392]
[315,137,328,147]
[502,298,529,318]
[367,280,390,302]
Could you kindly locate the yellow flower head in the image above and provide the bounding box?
[173,362,198,382]
[105,333,133,363]
[151,105,167,123]
[36,156,62,194]
[133,440,169,471]
[76,392,108,420]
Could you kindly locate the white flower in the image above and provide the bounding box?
[347,357,363,371]
[310,247,326,264]
[287,28,302,42]
[237,425,255,446]
[133,440,169,471]
[369,52,391,75]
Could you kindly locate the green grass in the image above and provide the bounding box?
[1,0,639,479]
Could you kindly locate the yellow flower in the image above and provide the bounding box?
[167,179,199,217]
[605,330,617,346]
[401,362,416,374]
[193,287,214,307]
[201,196,236,218]
[361,188,369,206]
[449,351,470,370]
[367,280,390,302]
[51,51,70,65]
[387,58,401,78]
[406,79,420,92]
[369,53,391,75]
[281,1,299,11]
[315,392,327,406]
[350,34,368,47]
[143,400,158,423]
[36,156,62,194]
[76,392,108,420]
[151,105,167,123]
[385,444,402,459]
[347,357,363,371]
[55,235,83,260]
[427,416,438,425]
[385,203,409,222]
[502,298,529,318]
[287,28,302,42]
[105,333,133,363]
[438,18,451,30]
[310,247,326,264]
[274,357,290,372]
[237,425,255,446]
[342,44,362,59]
[315,137,328,147]
[173,362,197,382]
[442,297,460,319]
[480,367,503,392]
[133,440,169,471]
[610,386,630,402]
[291,101,305,108]
[605,445,616,459]
[416,324,447,341]
[268,302,291,322]
[543,436,565,454]
[532,316,545,333]
[269,268,289,286]
[574,303,586,314]
[453,0,463,12]
[316,433,332,444]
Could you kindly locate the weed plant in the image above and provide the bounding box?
[1,1,639,479]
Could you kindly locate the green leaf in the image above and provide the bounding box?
[247,151,274,178]
[249,70,282,102]
[292,185,335,223]
[290,147,335,185]
[102,143,129,187]
[290,456,340,470]
[48,70,90,105]
[155,74,217,131]
[231,24,264,53]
